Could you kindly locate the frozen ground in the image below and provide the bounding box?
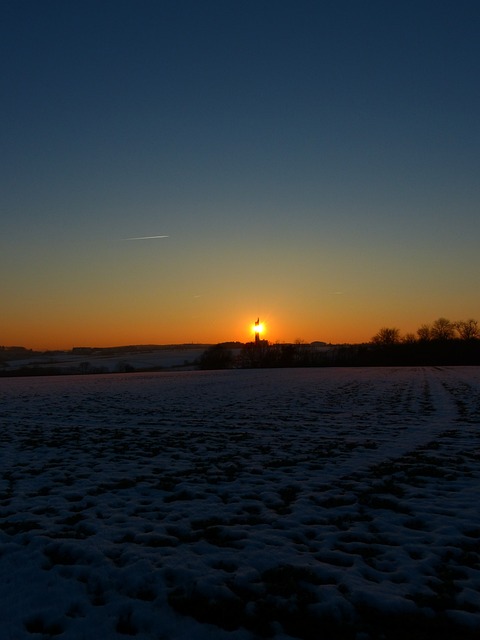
[0,367,479,639]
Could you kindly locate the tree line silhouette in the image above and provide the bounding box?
[358,317,480,367]
[371,318,479,345]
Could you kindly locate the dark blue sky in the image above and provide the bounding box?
[2,0,480,347]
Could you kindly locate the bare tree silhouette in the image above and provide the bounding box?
[417,324,432,341]
[431,317,455,340]
[371,327,400,345]
[455,318,480,340]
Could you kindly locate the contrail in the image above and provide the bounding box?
[122,235,169,240]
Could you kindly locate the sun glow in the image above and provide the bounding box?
[252,322,265,335]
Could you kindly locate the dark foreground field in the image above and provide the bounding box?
[0,367,479,639]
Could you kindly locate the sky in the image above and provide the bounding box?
[2,0,480,349]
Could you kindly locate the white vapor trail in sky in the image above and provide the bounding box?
[122,235,169,240]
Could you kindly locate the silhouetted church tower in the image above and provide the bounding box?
[255,318,260,345]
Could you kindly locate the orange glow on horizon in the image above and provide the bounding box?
[5,303,479,351]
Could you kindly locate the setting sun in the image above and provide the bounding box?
[252,321,265,335]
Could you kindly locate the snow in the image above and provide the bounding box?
[3,347,208,373]
[0,366,479,639]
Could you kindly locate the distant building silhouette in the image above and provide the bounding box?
[255,318,260,345]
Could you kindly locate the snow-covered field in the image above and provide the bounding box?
[1,367,479,639]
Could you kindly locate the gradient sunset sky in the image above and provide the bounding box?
[2,0,479,349]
